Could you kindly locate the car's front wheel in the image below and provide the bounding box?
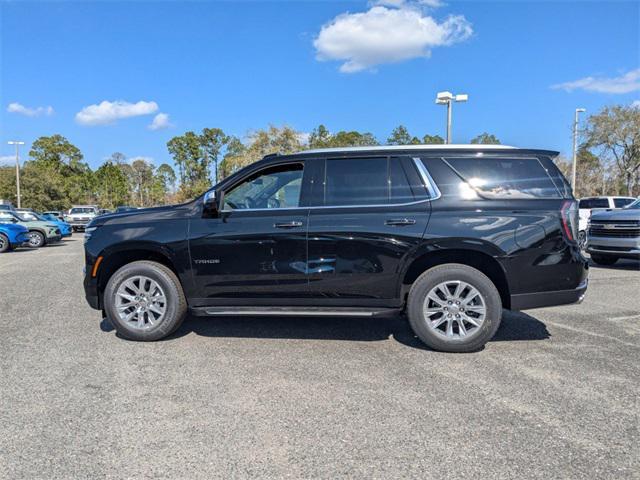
[104,261,187,341]
[27,231,45,248]
[407,263,503,353]
[0,233,10,253]
[590,254,618,266]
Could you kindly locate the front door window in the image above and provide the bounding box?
[223,163,303,210]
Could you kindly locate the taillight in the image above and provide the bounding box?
[560,200,578,242]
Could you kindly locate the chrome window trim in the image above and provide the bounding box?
[412,157,442,201]
[219,157,441,213]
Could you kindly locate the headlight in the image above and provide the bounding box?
[84,226,98,243]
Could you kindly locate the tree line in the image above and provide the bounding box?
[0,104,637,211]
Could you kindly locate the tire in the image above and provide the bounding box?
[0,233,10,253]
[590,254,618,266]
[103,260,187,341]
[27,231,45,248]
[407,263,503,353]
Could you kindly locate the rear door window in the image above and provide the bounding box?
[323,157,426,207]
[613,198,634,208]
[324,157,388,206]
[580,198,608,209]
[444,157,561,199]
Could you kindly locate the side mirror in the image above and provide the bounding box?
[203,190,219,217]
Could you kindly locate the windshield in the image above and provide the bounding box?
[18,211,49,222]
[624,198,640,209]
[0,211,20,222]
[70,208,95,214]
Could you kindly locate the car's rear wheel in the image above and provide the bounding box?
[590,254,618,266]
[104,260,187,341]
[407,263,503,353]
[27,231,45,248]
[0,233,10,253]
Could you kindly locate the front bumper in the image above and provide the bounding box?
[83,265,101,310]
[586,239,640,260]
[511,279,588,310]
[47,234,62,243]
[12,232,31,247]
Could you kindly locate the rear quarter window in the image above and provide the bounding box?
[443,157,561,199]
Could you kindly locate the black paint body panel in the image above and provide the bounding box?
[83,147,588,312]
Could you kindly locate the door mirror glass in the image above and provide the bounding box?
[203,190,219,216]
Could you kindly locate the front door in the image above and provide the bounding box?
[189,162,310,306]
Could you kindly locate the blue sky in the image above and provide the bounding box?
[1,0,638,171]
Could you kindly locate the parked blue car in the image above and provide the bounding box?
[0,223,30,252]
[20,211,73,238]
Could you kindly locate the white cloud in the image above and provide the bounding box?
[632,100,640,108]
[0,155,16,166]
[75,100,159,126]
[551,68,640,94]
[7,102,54,117]
[148,113,173,131]
[314,5,472,73]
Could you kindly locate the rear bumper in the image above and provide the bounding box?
[511,279,588,311]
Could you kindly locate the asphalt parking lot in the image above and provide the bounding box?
[0,236,638,479]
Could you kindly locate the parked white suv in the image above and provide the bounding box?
[577,196,636,248]
[64,205,99,232]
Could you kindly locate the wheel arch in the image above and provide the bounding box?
[401,248,511,309]
[27,228,47,244]
[96,243,181,300]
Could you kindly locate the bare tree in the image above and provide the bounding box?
[585,105,640,196]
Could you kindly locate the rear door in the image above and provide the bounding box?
[306,155,433,304]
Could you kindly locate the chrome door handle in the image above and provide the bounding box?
[385,218,416,226]
[274,221,303,228]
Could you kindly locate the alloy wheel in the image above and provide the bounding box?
[115,275,167,330]
[423,280,487,340]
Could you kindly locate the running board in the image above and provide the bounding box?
[191,306,400,317]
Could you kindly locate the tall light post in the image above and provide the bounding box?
[435,91,468,144]
[571,108,586,192]
[7,141,25,208]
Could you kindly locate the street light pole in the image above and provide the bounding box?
[446,101,453,145]
[571,108,586,192]
[436,92,468,144]
[7,141,25,208]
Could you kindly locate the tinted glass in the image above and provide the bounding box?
[389,157,416,204]
[224,163,303,210]
[613,198,634,208]
[70,208,95,214]
[625,199,640,209]
[581,198,609,208]
[325,157,388,206]
[445,157,560,199]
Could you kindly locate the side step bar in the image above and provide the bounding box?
[191,306,400,317]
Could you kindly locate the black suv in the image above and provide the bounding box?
[84,145,588,352]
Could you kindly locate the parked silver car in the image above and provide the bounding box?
[586,198,640,265]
